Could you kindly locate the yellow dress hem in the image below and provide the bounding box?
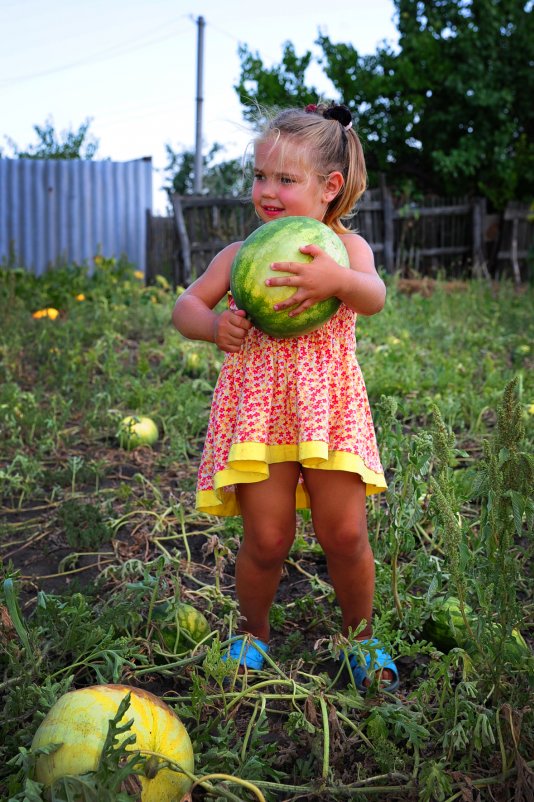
[196,441,387,516]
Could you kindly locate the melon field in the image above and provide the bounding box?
[1,258,533,802]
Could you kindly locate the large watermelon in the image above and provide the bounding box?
[230,216,350,338]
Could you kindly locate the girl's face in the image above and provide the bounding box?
[252,137,331,224]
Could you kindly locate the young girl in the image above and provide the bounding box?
[172,103,398,691]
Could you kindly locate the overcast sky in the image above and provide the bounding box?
[0,0,398,211]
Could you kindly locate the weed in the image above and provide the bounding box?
[1,265,533,800]
[57,498,113,549]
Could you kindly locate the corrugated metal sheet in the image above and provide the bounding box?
[0,157,152,275]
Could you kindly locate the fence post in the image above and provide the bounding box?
[172,196,192,285]
[472,197,490,280]
[145,209,153,284]
[379,175,395,274]
[509,206,522,286]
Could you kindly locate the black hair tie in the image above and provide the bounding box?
[323,103,353,131]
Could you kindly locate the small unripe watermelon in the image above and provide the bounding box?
[492,625,530,663]
[423,597,530,662]
[118,415,158,450]
[230,216,350,338]
[423,596,473,652]
[31,684,194,801]
[152,601,210,655]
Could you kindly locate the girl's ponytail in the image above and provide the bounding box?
[323,125,367,233]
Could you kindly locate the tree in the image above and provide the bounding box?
[235,0,534,208]
[4,117,99,160]
[162,142,245,198]
[235,42,321,123]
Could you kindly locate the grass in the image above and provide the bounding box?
[0,257,533,801]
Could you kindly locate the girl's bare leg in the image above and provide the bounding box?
[302,469,374,635]
[235,462,301,642]
[302,468,394,683]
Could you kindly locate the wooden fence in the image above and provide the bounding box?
[146,187,532,286]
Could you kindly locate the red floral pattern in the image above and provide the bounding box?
[196,301,386,515]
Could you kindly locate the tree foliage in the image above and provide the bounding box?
[162,142,245,198]
[4,117,99,160]
[235,0,534,208]
[235,42,320,122]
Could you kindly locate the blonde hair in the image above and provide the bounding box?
[255,105,367,233]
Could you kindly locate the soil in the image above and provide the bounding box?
[1,438,366,674]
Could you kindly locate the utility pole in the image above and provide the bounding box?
[193,15,205,194]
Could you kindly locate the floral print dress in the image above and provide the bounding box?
[196,299,386,516]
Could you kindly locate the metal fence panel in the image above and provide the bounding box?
[0,157,152,275]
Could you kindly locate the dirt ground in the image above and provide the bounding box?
[2,438,348,660]
[1,436,418,691]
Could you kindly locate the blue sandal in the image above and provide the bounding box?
[345,638,399,693]
[223,636,269,670]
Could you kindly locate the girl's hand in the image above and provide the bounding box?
[213,308,251,353]
[266,244,347,317]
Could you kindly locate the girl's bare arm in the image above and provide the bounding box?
[266,232,385,318]
[172,242,251,352]
[335,232,386,315]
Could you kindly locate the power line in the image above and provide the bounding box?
[202,17,288,67]
[207,20,242,44]
[0,17,191,89]
[96,99,192,129]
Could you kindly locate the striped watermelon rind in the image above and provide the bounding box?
[152,601,210,655]
[423,596,472,652]
[423,596,530,662]
[230,216,350,338]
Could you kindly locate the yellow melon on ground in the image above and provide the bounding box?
[31,684,194,801]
